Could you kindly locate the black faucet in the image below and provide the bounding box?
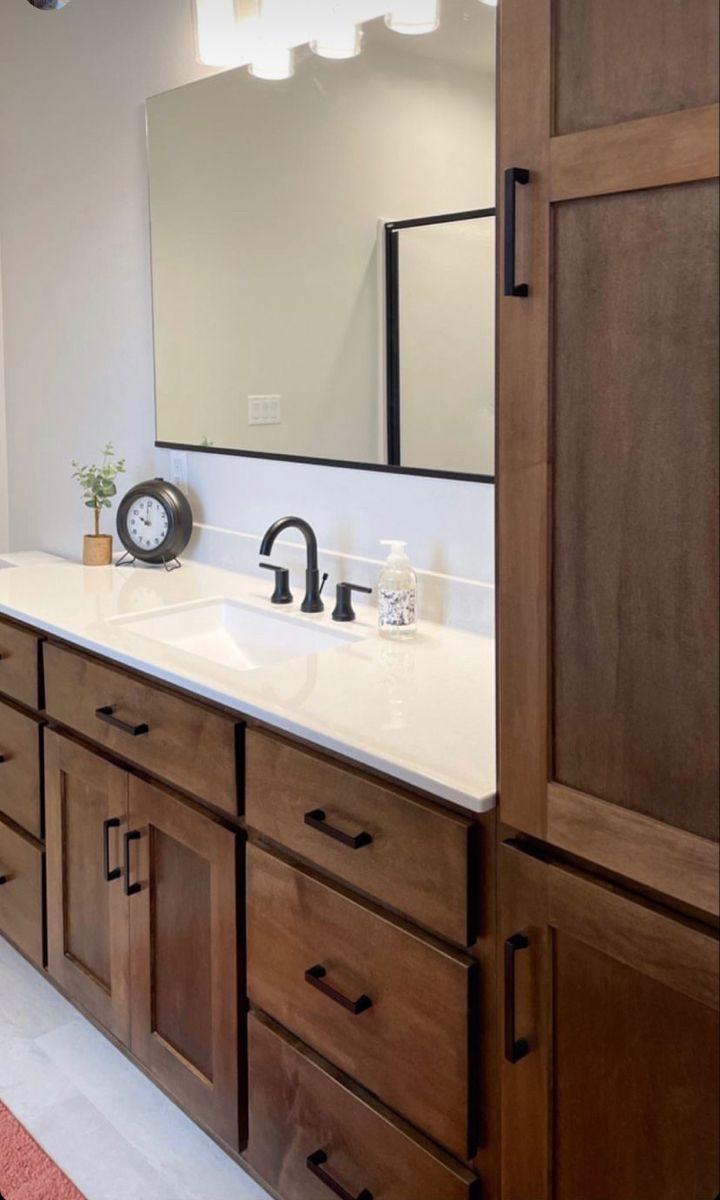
[259,516,326,613]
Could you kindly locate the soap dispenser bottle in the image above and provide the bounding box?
[378,541,417,639]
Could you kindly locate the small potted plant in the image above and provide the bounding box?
[72,443,126,566]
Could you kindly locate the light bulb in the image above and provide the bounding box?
[311,18,363,59]
[385,0,440,35]
[248,41,295,80]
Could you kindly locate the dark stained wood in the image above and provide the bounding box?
[43,642,241,816]
[554,0,719,135]
[45,731,131,1044]
[553,180,719,841]
[548,784,720,917]
[247,843,475,1161]
[246,730,475,945]
[0,699,44,838]
[245,1012,480,1200]
[551,104,720,202]
[499,843,720,1200]
[0,818,44,967]
[0,618,40,711]
[128,775,243,1151]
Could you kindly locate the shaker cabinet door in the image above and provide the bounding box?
[127,776,244,1151]
[499,843,720,1200]
[45,731,131,1044]
[498,0,720,913]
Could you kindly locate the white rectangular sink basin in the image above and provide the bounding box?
[114,598,361,672]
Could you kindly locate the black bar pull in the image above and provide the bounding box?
[103,818,122,883]
[304,809,373,850]
[504,167,530,298]
[307,1150,373,1200]
[0,754,7,764]
[305,965,373,1015]
[123,831,142,896]
[96,706,149,737]
[0,873,7,886]
[504,932,530,1063]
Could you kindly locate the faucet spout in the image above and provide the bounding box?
[259,516,324,613]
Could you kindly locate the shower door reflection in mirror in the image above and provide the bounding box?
[147,0,496,479]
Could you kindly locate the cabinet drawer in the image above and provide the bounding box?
[0,820,44,966]
[247,844,475,1159]
[246,1013,480,1200]
[0,701,43,838]
[44,643,241,815]
[0,619,41,711]
[246,730,474,945]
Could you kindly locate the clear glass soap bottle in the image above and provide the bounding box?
[378,540,417,639]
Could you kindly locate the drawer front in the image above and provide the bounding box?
[246,730,474,945]
[246,1013,480,1200]
[0,702,43,838]
[0,619,40,711]
[44,643,241,815]
[247,844,475,1159]
[0,820,44,966]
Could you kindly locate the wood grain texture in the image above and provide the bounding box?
[548,784,720,916]
[247,843,475,1161]
[0,619,40,711]
[246,730,474,945]
[128,775,243,1151]
[0,818,44,968]
[245,1012,480,1200]
[0,700,44,839]
[554,0,719,135]
[553,180,719,841]
[550,104,720,202]
[43,642,241,816]
[497,0,553,839]
[45,731,131,1044]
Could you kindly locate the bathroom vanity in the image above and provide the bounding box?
[0,560,496,1200]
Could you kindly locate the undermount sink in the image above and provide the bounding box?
[112,597,361,672]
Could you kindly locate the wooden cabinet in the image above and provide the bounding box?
[45,732,131,1043]
[499,843,720,1200]
[246,1011,480,1200]
[0,617,41,710]
[497,0,720,914]
[44,731,244,1151]
[0,700,44,838]
[0,818,44,967]
[246,729,476,945]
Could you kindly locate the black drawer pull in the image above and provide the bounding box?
[0,873,7,886]
[103,817,122,883]
[305,965,372,1015]
[96,706,149,737]
[504,932,530,1064]
[504,166,530,298]
[304,809,372,850]
[307,1150,373,1200]
[0,754,7,764]
[123,831,142,896]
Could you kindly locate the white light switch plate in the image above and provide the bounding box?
[169,450,189,494]
[248,395,281,425]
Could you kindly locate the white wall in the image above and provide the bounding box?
[0,240,8,553]
[0,0,494,605]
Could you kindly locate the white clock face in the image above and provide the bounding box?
[127,496,170,552]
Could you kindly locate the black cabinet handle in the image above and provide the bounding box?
[304,809,373,850]
[504,932,530,1063]
[103,818,122,883]
[307,1150,373,1200]
[96,706,149,737]
[305,965,372,1015]
[504,166,530,298]
[0,754,7,764]
[0,872,7,886]
[123,831,142,896]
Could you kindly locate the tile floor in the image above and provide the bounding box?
[0,937,271,1200]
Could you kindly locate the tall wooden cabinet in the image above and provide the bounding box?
[498,1,719,1196]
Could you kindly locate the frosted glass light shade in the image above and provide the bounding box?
[386,0,440,35]
[311,19,363,58]
[478,0,497,7]
[249,43,295,79]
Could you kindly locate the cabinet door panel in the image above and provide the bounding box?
[499,843,720,1200]
[0,700,43,838]
[128,777,243,1151]
[45,732,130,1043]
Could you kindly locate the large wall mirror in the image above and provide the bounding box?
[147,0,496,480]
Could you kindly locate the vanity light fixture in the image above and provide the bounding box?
[385,0,440,35]
[248,42,295,78]
[310,8,363,59]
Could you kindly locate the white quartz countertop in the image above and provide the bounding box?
[0,559,496,813]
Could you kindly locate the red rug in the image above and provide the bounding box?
[0,1102,86,1200]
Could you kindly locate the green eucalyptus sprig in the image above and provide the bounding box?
[72,443,126,537]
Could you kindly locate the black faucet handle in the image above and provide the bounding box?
[332,582,372,623]
[259,562,293,605]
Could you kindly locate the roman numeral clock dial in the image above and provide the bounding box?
[116,479,193,568]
